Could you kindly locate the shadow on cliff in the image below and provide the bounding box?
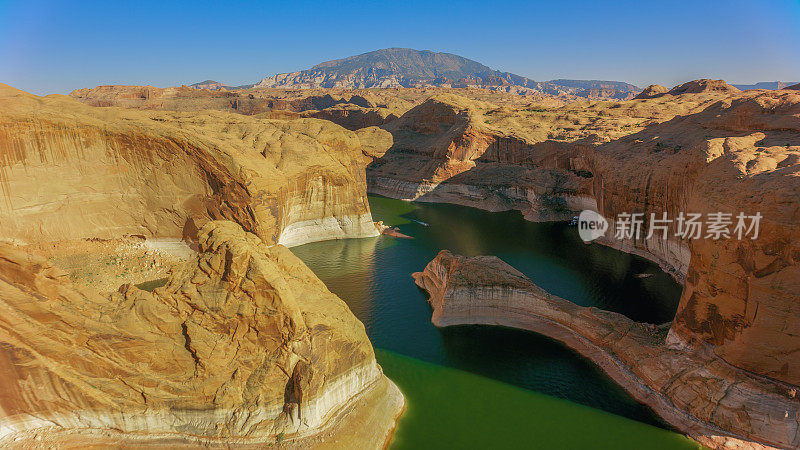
[365,128,598,211]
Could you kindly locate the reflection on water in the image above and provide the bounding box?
[291,195,682,426]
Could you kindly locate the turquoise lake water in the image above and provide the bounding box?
[291,195,698,449]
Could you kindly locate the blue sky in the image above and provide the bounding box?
[1,0,799,95]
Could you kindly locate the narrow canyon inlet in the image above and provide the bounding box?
[291,195,697,448]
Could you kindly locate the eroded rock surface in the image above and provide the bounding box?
[364,83,800,392]
[0,84,403,447]
[634,84,669,99]
[0,221,403,447]
[1,84,378,246]
[588,91,800,386]
[413,250,800,449]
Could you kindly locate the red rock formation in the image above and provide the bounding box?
[0,84,402,446]
[366,94,596,220]
[590,90,800,385]
[0,221,403,447]
[303,106,398,130]
[413,250,800,449]
[363,85,800,444]
[1,84,378,246]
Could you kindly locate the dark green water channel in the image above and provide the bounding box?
[291,195,698,449]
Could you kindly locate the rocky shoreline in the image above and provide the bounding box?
[0,221,404,448]
[413,250,799,449]
[366,83,800,387]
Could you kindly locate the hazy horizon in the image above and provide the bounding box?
[2,0,799,95]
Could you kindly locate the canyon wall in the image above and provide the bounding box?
[0,84,401,446]
[0,84,378,246]
[0,221,402,446]
[366,94,598,221]
[413,250,799,449]
[589,91,800,386]
[365,87,800,391]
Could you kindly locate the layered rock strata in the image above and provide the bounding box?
[0,84,378,246]
[588,91,800,387]
[365,84,752,230]
[367,84,800,447]
[366,94,600,221]
[366,86,800,390]
[0,221,402,447]
[413,250,799,450]
[0,84,402,446]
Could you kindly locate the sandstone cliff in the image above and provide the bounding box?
[1,84,379,246]
[365,88,726,220]
[301,105,398,131]
[189,80,233,90]
[668,79,741,95]
[587,90,800,387]
[363,83,800,418]
[0,84,402,446]
[634,84,669,99]
[0,221,402,447]
[413,250,799,449]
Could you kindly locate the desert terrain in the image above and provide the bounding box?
[0,45,798,448]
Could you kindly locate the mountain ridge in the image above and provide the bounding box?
[732,81,799,90]
[253,48,641,100]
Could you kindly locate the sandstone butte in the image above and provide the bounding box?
[0,84,403,447]
[355,80,799,449]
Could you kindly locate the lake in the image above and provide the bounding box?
[291,195,698,449]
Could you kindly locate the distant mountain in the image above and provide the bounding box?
[548,79,640,93]
[732,81,799,90]
[189,80,231,91]
[254,48,640,100]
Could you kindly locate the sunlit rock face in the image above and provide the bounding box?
[365,94,597,221]
[590,91,800,386]
[0,221,387,439]
[363,85,800,388]
[414,250,800,449]
[0,84,378,247]
[0,84,401,446]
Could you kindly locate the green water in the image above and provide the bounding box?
[378,350,700,449]
[291,195,694,448]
